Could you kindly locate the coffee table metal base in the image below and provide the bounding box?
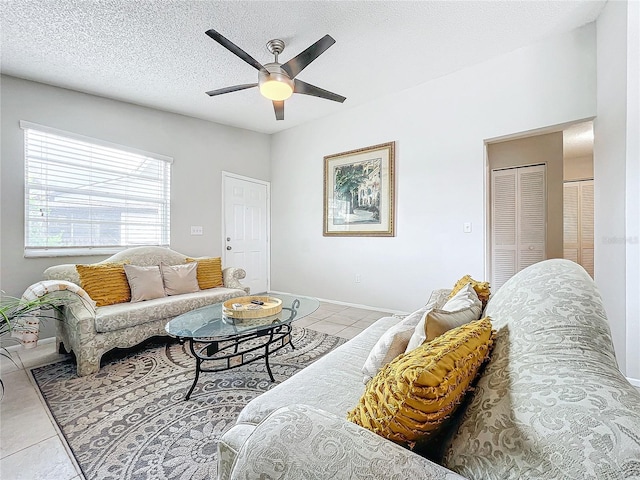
[181,322,294,400]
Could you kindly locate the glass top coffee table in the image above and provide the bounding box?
[165,293,319,400]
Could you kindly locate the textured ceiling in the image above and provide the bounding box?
[1,1,606,134]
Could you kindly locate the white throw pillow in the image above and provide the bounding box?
[361,291,446,384]
[160,262,200,296]
[124,264,166,302]
[405,283,481,352]
[441,282,481,312]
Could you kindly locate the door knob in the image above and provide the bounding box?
[227,246,232,250]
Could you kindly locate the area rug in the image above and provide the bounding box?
[31,328,346,480]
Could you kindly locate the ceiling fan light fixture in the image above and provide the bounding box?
[258,66,294,101]
[259,78,293,101]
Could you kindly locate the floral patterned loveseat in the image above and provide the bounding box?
[218,259,640,480]
[43,246,248,376]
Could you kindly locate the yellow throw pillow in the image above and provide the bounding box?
[347,317,494,449]
[186,257,223,289]
[449,275,491,305]
[76,262,131,307]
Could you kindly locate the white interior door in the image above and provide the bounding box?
[222,173,269,294]
[563,179,594,277]
[491,164,546,290]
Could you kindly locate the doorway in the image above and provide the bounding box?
[222,172,270,294]
[486,121,595,290]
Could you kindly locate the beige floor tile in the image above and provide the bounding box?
[307,309,335,320]
[338,308,374,320]
[317,302,349,313]
[0,436,78,480]
[351,318,379,329]
[294,317,321,329]
[1,349,23,375]
[306,322,347,336]
[323,315,358,326]
[0,370,58,458]
[335,326,364,340]
[17,339,69,369]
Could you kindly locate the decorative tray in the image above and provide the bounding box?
[222,296,283,319]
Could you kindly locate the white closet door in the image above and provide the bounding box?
[563,179,594,277]
[492,170,518,289]
[580,181,594,277]
[518,166,546,271]
[563,182,580,262]
[491,164,546,290]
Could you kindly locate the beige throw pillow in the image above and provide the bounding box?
[160,262,200,296]
[405,283,481,352]
[124,265,166,302]
[426,304,483,341]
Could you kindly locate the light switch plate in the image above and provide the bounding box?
[463,222,472,233]
[190,225,203,235]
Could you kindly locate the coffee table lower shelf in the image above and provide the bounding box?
[179,322,294,400]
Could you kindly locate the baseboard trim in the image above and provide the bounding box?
[627,377,640,387]
[2,336,56,352]
[268,290,408,315]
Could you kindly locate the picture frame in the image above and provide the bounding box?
[323,141,395,237]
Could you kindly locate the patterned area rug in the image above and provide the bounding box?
[31,328,345,480]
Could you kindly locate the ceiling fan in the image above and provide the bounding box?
[205,29,346,121]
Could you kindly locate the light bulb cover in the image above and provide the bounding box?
[259,80,293,101]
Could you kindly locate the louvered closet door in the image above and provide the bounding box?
[563,179,594,277]
[491,164,546,290]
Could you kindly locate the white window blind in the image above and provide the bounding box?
[22,121,172,257]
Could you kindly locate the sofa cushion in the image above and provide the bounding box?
[76,262,131,307]
[406,284,481,352]
[347,317,494,449]
[443,259,640,479]
[94,287,245,333]
[124,264,166,302]
[160,262,200,295]
[187,257,224,289]
[235,316,400,426]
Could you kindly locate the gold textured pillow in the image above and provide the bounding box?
[76,262,131,307]
[347,317,494,448]
[449,275,491,305]
[186,257,223,289]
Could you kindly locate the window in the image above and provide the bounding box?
[22,121,171,257]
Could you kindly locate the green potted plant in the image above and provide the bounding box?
[0,292,66,398]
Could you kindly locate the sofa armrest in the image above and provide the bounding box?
[226,404,466,480]
[222,267,250,294]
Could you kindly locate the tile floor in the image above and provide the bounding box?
[0,301,389,480]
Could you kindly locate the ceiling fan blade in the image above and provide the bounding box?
[205,29,269,75]
[273,101,284,121]
[294,79,346,103]
[206,83,258,97]
[282,35,336,79]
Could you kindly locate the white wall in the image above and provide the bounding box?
[594,0,639,377]
[0,75,270,302]
[270,25,597,313]
[625,0,639,381]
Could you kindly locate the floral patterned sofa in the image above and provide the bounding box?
[42,246,248,376]
[218,259,640,479]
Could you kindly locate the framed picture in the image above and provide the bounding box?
[323,141,395,236]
